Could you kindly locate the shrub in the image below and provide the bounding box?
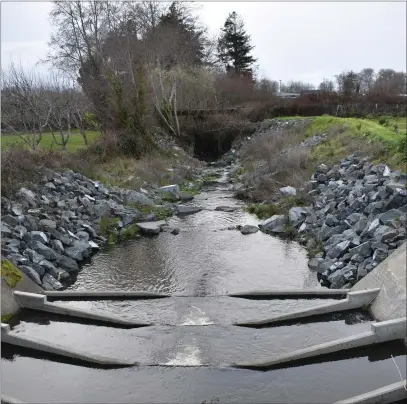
[246,203,280,219]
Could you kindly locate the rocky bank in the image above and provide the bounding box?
[223,121,407,289]
[1,169,202,291]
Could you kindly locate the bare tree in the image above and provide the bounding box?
[1,64,52,150]
[358,68,375,95]
[318,78,335,92]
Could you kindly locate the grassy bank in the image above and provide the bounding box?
[236,114,406,204]
[1,130,101,152]
[306,116,406,169]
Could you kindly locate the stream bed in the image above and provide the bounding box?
[2,168,406,403]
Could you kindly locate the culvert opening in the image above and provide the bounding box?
[193,132,234,160]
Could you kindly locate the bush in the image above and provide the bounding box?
[246,203,280,219]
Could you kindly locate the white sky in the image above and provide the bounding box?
[1,1,406,86]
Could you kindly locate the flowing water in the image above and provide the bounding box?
[2,167,406,403]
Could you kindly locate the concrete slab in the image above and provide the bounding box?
[13,291,151,327]
[234,289,380,327]
[1,323,136,367]
[233,317,406,369]
[334,379,407,404]
[352,242,406,321]
[1,394,24,404]
[44,290,170,299]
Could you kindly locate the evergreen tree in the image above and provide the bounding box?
[217,12,257,75]
[155,2,206,68]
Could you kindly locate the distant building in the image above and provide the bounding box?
[276,92,300,99]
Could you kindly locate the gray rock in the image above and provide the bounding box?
[348,241,372,258]
[19,265,42,285]
[30,231,48,244]
[372,249,388,263]
[326,240,351,259]
[380,230,400,243]
[385,194,407,210]
[240,225,259,235]
[1,222,12,236]
[378,209,403,225]
[325,214,339,227]
[308,258,323,271]
[259,215,286,233]
[11,204,23,216]
[137,220,167,235]
[18,187,36,201]
[179,192,194,202]
[42,273,63,290]
[39,219,57,229]
[57,255,79,272]
[373,225,392,242]
[59,234,75,247]
[93,201,111,218]
[159,185,180,197]
[352,216,369,235]
[39,259,58,274]
[25,248,45,264]
[13,225,27,239]
[2,215,18,227]
[28,241,58,261]
[280,186,297,196]
[288,207,309,225]
[176,205,202,215]
[45,182,57,190]
[65,240,91,261]
[124,190,155,206]
[317,174,327,183]
[76,231,90,241]
[385,181,406,194]
[215,206,237,212]
[316,259,337,275]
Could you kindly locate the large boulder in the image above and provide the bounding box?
[280,186,297,196]
[259,215,286,233]
[288,207,309,225]
[240,225,259,235]
[176,205,202,215]
[123,190,154,206]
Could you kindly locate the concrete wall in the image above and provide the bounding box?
[1,267,44,321]
[352,242,406,322]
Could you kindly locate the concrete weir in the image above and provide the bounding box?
[233,317,407,370]
[44,290,170,300]
[13,291,151,327]
[234,289,381,327]
[351,242,407,322]
[1,323,136,367]
[228,288,350,299]
[334,379,407,404]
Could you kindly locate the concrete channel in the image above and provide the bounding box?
[234,289,381,327]
[13,291,151,327]
[233,317,407,369]
[1,323,137,367]
[333,379,407,404]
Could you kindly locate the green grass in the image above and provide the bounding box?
[129,203,173,220]
[246,203,280,219]
[306,115,406,169]
[1,130,101,152]
[306,115,405,142]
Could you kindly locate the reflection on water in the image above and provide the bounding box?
[69,171,318,295]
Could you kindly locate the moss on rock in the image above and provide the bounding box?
[1,260,23,288]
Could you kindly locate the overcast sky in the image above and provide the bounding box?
[1,1,406,85]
